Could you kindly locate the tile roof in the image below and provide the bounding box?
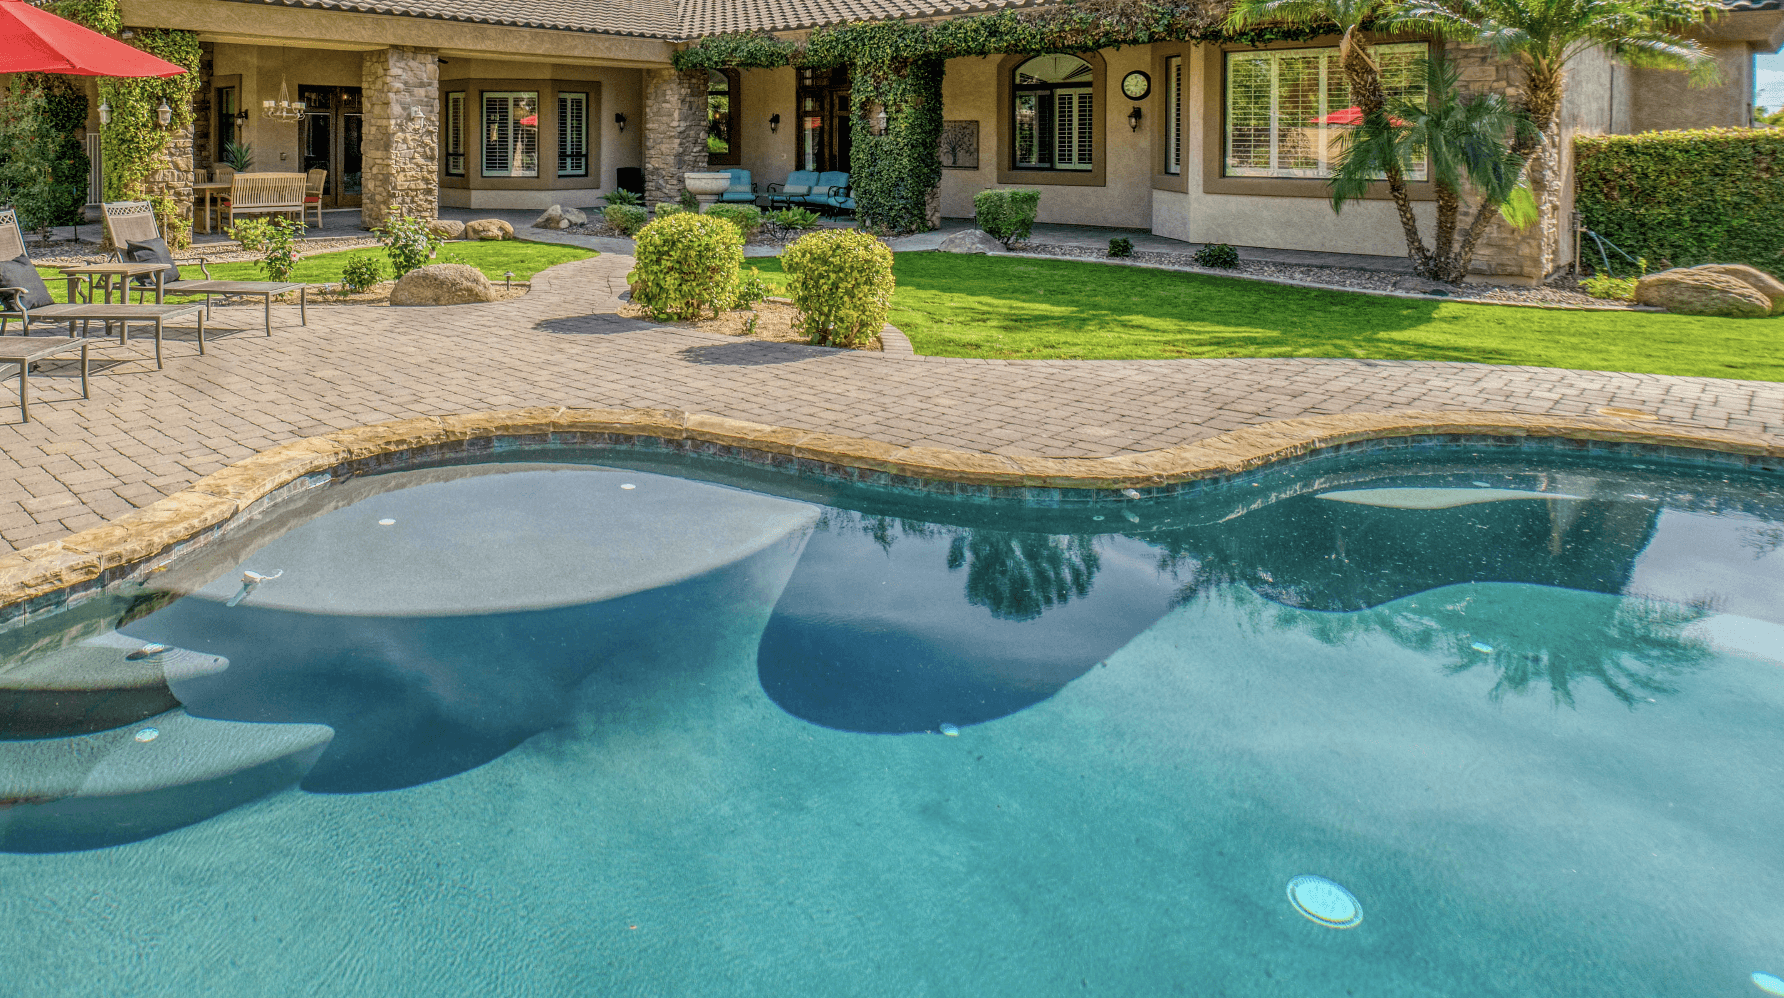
[220,0,1053,40]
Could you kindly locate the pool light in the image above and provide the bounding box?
[134,727,160,743]
[125,643,169,660]
[1755,972,1784,996]
[1470,642,1494,653]
[378,518,396,526]
[939,723,959,737]
[1286,875,1362,928]
[621,484,637,490]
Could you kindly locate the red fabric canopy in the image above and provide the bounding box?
[0,0,187,77]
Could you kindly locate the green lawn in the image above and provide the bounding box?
[747,252,1784,381]
[35,240,595,303]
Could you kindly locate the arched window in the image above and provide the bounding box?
[707,69,740,166]
[1013,54,1093,171]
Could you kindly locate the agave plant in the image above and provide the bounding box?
[1331,55,1538,281]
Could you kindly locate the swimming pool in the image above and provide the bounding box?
[2,441,1781,997]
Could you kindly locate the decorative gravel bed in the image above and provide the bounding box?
[1014,240,1644,311]
[562,218,822,248]
[26,235,381,269]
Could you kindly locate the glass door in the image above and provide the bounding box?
[298,85,363,208]
[795,68,851,173]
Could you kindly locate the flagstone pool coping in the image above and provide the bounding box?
[1,406,1779,623]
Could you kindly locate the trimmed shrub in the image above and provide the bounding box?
[768,207,820,230]
[1194,243,1239,269]
[601,188,641,206]
[1576,128,1784,274]
[706,203,764,239]
[781,229,894,348]
[373,210,441,278]
[340,254,384,294]
[604,204,648,236]
[972,188,1040,247]
[653,203,684,220]
[627,212,744,320]
[1107,237,1133,258]
[734,266,772,309]
[229,215,299,281]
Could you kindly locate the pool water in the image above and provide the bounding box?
[2,447,1782,997]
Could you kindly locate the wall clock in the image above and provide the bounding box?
[1121,71,1151,100]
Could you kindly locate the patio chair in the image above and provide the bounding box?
[718,169,758,204]
[0,206,207,370]
[767,171,821,212]
[810,171,854,216]
[102,200,307,336]
[304,168,327,228]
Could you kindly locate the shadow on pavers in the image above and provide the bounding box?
[677,341,837,366]
[535,315,662,336]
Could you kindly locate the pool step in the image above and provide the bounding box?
[0,707,333,853]
[0,634,229,739]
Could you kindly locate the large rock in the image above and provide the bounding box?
[426,219,465,241]
[1634,269,1772,318]
[463,218,514,241]
[561,206,588,226]
[1687,264,1784,316]
[532,205,564,229]
[389,264,499,306]
[938,229,1006,255]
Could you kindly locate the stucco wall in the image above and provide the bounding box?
[439,59,641,204]
[733,66,798,194]
[1627,42,1756,131]
[211,44,360,172]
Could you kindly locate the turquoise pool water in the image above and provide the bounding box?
[2,446,1781,996]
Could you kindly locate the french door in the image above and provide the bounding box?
[299,85,364,208]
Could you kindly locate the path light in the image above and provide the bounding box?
[156,98,172,127]
[504,270,514,290]
[1127,106,1143,131]
[97,100,110,125]
[768,113,780,133]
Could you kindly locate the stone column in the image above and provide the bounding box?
[142,119,193,247]
[193,42,214,173]
[361,46,439,228]
[642,68,709,208]
[1449,42,1559,284]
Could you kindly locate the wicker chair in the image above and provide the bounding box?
[304,168,327,228]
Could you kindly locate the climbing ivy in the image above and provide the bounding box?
[98,28,201,246]
[850,60,943,234]
[0,74,89,233]
[673,0,1339,70]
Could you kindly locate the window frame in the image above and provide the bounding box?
[1011,54,1096,173]
[706,68,741,167]
[1200,35,1437,201]
[557,91,588,178]
[1223,41,1428,181]
[481,90,540,179]
[994,51,1107,188]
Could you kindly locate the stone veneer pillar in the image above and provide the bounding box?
[642,68,709,208]
[1447,43,1564,283]
[142,120,193,248]
[361,46,440,228]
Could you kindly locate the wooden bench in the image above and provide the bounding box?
[226,173,306,227]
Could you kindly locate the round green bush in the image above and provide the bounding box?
[627,212,744,320]
[340,254,384,294]
[780,229,894,348]
[706,203,763,239]
[603,204,648,236]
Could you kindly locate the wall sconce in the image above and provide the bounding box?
[865,103,889,136]
[614,112,626,132]
[768,113,780,133]
[234,109,250,123]
[1127,106,1143,132]
[97,100,111,125]
[406,104,425,132]
[156,99,173,127]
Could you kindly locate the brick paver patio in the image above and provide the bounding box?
[0,252,1779,552]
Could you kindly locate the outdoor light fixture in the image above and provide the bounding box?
[614,112,626,132]
[768,113,780,133]
[866,103,889,136]
[97,100,110,125]
[119,28,134,38]
[1127,106,1143,131]
[406,104,426,131]
[156,99,173,127]
[235,109,250,123]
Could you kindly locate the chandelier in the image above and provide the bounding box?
[262,76,306,123]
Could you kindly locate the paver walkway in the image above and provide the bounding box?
[0,252,1779,553]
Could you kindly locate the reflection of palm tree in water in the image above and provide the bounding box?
[947,532,1100,621]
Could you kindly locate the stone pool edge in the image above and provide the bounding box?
[2,406,1779,619]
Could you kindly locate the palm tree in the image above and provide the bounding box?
[1331,55,1536,279]
[1381,0,1718,276]
[1226,0,1435,273]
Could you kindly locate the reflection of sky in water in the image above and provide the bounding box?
[1625,510,1784,622]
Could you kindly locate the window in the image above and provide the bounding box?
[1013,54,1093,171]
[558,92,587,177]
[445,92,465,176]
[708,69,739,166]
[483,91,539,178]
[215,86,237,155]
[1164,56,1182,175]
[1224,42,1427,180]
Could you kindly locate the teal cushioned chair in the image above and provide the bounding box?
[719,168,758,204]
[767,171,820,211]
[806,171,853,215]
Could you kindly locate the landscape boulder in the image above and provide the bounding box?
[389,264,499,306]
[1634,269,1772,318]
[464,218,514,241]
[426,219,465,241]
[1685,263,1784,315]
[937,229,1006,255]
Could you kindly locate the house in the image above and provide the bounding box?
[115,0,1784,281]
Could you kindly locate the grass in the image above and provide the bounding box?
[746,252,1784,381]
[34,240,596,303]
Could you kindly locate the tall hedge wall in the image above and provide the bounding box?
[1574,128,1784,276]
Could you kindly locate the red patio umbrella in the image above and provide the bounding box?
[1314,106,1409,127]
[0,0,187,77]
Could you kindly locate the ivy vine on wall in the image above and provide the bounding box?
[99,28,201,245]
[850,60,944,235]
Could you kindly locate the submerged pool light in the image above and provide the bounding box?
[125,643,169,661]
[1286,875,1362,929]
[939,723,959,737]
[134,727,160,743]
[378,518,396,526]
[1755,972,1784,996]
[621,484,637,490]
[1470,642,1494,653]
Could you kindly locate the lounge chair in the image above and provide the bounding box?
[0,206,205,370]
[103,200,307,336]
[718,169,758,204]
[767,170,820,212]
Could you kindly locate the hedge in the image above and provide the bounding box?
[1574,128,1784,276]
